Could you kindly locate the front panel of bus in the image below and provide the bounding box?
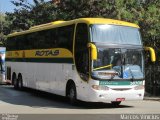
[87,24,144,102]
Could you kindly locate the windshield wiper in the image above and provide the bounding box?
[109,72,116,80]
[93,64,112,71]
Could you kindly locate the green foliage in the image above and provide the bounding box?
[0,13,10,46]
[6,0,58,31]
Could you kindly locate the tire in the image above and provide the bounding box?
[18,75,23,90]
[111,101,121,107]
[67,84,77,105]
[13,74,18,89]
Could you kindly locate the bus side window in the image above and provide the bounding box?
[56,25,74,52]
[51,29,58,48]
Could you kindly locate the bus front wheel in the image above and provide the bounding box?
[68,84,77,105]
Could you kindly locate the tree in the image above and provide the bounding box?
[0,13,10,46]
[139,1,160,61]
[6,0,58,31]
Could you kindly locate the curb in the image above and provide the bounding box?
[144,97,160,101]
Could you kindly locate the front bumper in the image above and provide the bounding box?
[86,88,144,103]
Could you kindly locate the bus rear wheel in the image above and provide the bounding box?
[67,84,77,105]
[13,74,18,89]
[18,75,23,90]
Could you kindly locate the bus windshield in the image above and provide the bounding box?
[91,24,142,45]
[91,48,144,80]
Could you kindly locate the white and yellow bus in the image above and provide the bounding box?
[6,18,155,105]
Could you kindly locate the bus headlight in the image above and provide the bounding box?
[134,85,144,90]
[92,85,109,90]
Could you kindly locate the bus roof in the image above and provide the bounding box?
[7,18,139,37]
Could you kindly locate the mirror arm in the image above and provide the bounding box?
[88,43,97,60]
[144,47,156,62]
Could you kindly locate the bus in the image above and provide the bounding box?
[0,47,6,84]
[6,18,155,105]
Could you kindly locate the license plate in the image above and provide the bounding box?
[116,98,125,101]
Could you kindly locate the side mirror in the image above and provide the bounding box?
[88,43,97,60]
[144,47,156,62]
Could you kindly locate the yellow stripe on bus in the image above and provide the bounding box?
[6,48,73,58]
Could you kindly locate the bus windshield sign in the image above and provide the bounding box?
[91,24,142,45]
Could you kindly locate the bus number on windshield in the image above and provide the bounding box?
[130,81,143,85]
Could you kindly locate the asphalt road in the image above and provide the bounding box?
[0,85,160,120]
